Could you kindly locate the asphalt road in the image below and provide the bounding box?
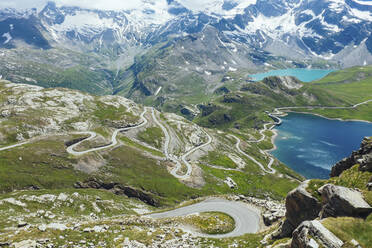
[66,108,148,156]
[148,198,261,238]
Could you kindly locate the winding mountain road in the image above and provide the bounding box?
[66,108,148,156]
[0,141,29,152]
[230,135,276,174]
[148,198,260,238]
[151,108,213,180]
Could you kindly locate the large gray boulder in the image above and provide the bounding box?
[291,220,343,248]
[286,180,322,229]
[318,184,372,219]
[273,180,322,238]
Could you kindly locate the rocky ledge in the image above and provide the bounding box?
[74,178,159,207]
[331,136,372,177]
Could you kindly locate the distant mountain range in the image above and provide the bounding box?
[0,0,372,113]
[1,0,372,64]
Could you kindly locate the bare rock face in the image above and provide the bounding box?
[291,220,343,248]
[74,179,158,207]
[285,181,322,230]
[318,184,372,219]
[330,137,372,177]
[274,180,322,238]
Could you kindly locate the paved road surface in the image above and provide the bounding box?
[151,107,213,180]
[148,198,260,238]
[66,108,148,156]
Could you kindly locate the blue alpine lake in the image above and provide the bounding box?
[250,68,334,82]
[271,112,372,179]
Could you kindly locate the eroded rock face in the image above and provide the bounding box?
[330,137,372,177]
[291,220,343,248]
[318,184,372,219]
[285,181,322,230]
[74,179,158,207]
[273,180,322,238]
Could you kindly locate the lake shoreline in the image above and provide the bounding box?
[268,111,372,179]
[269,110,372,153]
[283,110,372,124]
[249,68,335,82]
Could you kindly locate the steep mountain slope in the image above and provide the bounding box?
[0,79,300,202]
[0,78,304,246]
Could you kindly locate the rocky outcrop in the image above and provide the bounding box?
[271,181,321,239]
[330,137,372,177]
[278,180,322,237]
[231,195,285,227]
[291,220,343,248]
[74,179,158,207]
[318,184,372,219]
[263,76,303,91]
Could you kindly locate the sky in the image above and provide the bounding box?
[0,0,226,11]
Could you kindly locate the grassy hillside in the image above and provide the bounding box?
[196,66,372,130]
[0,80,300,207]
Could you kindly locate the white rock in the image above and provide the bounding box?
[2,198,27,207]
[57,193,69,202]
[1,110,11,118]
[13,240,36,248]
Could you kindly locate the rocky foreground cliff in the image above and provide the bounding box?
[264,137,372,248]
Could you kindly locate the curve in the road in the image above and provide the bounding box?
[151,107,213,180]
[148,198,260,238]
[66,108,148,156]
[230,135,275,174]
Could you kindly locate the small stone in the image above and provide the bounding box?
[350,239,362,248]
[13,240,37,248]
[1,110,11,118]
[367,182,372,191]
[57,193,68,202]
[38,224,47,232]
[18,222,28,228]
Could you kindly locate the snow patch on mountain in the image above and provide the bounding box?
[177,0,256,17]
[349,7,372,21]
[2,32,12,44]
[53,11,116,33]
[352,0,372,6]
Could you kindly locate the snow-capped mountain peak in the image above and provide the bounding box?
[1,0,372,67]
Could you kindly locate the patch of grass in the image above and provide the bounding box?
[200,164,299,200]
[0,137,88,193]
[306,179,327,201]
[93,101,138,123]
[202,233,263,247]
[101,145,197,205]
[202,151,237,169]
[137,127,164,149]
[307,165,372,202]
[323,217,372,248]
[296,102,372,122]
[119,136,164,157]
[180,212,235,235]
[329,164,372,190]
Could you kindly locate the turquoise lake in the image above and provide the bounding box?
[250,68,334,82]
[271,113,372,179]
